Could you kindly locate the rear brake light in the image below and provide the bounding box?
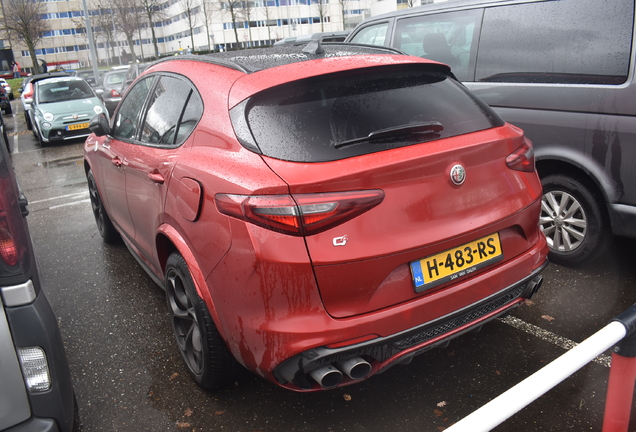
[0,223,18,265]
[110,89,121,98]
[23,83,33,99]
[506,138,535,172]
[215,190,385,236]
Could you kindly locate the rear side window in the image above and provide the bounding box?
[233,65,503,162]
[476,0,633,84]
[393,9,482,81]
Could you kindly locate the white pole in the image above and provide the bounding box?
[446,321,627,432]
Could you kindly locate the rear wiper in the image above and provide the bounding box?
[334,121,443,149]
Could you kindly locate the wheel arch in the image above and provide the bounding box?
[535,149,618,206]
[156,226,224,335]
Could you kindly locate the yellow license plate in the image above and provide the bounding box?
[66,122,89,131]
[410,233,503,292]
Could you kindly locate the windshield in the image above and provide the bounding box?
[37,80,94,103]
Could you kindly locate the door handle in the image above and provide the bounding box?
[111,156,122,167]
[148,172,165,184]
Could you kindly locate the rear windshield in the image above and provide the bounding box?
[232,65,503,162]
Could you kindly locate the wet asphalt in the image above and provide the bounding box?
[5,99,636,432]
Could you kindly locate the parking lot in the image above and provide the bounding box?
[6,98,636,431]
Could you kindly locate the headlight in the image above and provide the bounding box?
[94,105,103,114]
[42,112,54,121]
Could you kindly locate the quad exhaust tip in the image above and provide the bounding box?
[309,357,372,388]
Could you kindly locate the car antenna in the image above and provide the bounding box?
[302,40,324,55]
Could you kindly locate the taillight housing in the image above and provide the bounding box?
[506,137,535,172]
[0,172,30,277]
[215,190,385,236]
[110,89,121,98]
[23,82,33,100]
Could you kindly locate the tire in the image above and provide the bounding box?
[4,102,11,115]
[32,123,42,144]
[165,252,238,390]
[540,174,608,266]
[86,169,119,243]
[25,112,32,130]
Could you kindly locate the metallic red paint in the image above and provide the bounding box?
[84,51,548,391]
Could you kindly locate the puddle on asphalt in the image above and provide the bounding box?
[35,156,83,168]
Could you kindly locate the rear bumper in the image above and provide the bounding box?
[4,287,75,432]
[273,261,547,390]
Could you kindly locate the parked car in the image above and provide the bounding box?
[0,132,77,430]
[347,0,636,266]
[95,69,127,114]
[28,76,106,146]
[0,78,14,100]
[77,69,101,87]
[119,62,152,95]
[83,44,548,392]
[20,72,70,130]
[1,112,9,154]
[273,30,350,46]
[0,85,11,115]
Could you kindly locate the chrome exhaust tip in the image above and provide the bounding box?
[336,357,372,380]
[309,364,343,388]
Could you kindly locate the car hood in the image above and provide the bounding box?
[36,97,104,115]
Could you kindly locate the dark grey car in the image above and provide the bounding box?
[0,133,77,430]
[347,0,636,266]
[96,69,127,114]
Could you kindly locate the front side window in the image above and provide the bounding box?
[349,22,389,46]
[393,9,482,82]
[139,75,203,146]
[476,0,633,84]
[112,76,154,141]
[233,65,503,162]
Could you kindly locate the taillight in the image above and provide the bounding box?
[110,89,121,98]
[215,190,385,236]
[506,137,535,172]
[0,173,29,277]
[23,82,33,100]
[0,222,18,265]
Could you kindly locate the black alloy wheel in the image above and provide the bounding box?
[87,169,119,243]
[165,252,237,390]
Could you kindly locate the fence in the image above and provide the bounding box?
[445,304,636,432]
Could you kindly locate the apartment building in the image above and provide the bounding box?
[9,0,381,72]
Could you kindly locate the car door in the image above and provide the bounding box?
[123,74,204,272]
[93,75,154,243]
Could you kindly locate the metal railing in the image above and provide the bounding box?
[446,304,636,432]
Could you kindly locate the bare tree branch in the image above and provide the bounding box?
[111,0,141,62]
[139,0,165,58]
[180,0,199,52]
[1,0,50,74]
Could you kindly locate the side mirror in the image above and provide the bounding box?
[89,113,111,137]
[94,88,104,97]
[23,97,33,105]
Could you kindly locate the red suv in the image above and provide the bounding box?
[83,43,548,391]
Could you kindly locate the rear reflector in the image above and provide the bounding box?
[215,190,385,236]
